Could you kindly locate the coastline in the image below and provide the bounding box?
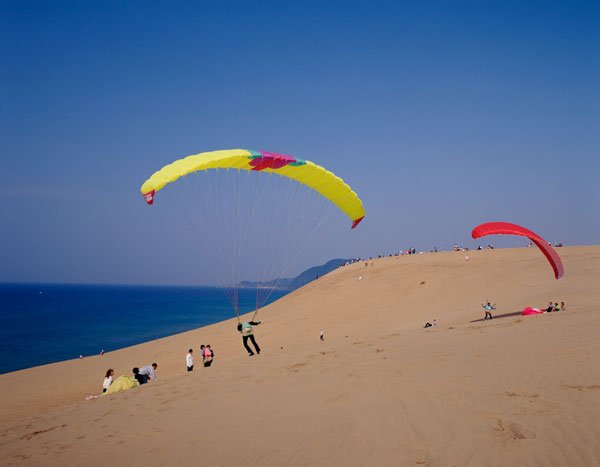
[1,246,599,466]
[0,284,286,374]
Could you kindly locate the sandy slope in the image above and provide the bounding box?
[1,246,599,466]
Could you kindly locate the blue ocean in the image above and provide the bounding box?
[0,283,287,374]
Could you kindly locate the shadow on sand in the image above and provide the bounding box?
[470,311,523,323]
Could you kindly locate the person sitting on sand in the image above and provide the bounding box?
[103,369,114,393]
[560,301,566,311]
[138,363,158,382]
[237,321,261,356]
[132,367,146,385]
[545,301,554,313]
[203,345,214,367]
[553,302,560,312]
[186,349,194,372]
[482,302,496,320]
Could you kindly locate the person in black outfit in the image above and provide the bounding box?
[132,367,147,385]
[237,321,261,356]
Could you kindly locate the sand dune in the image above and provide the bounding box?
[1,246,599,466]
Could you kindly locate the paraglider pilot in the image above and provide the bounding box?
[482,302,496,320]
[237,321,261,356]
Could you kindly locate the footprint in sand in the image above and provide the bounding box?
[288,362,308,373]
[495,419,536,440]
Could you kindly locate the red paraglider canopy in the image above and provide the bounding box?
[521,307,544,316]
[471,222,564,280]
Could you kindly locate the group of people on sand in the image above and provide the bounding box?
[544,301,566,313]
[480,300,567,321]
[100,320,263,395]
[186,344,214,371]
[102,362,158,393]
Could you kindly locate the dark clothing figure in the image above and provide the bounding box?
[424,322,433,328]
[237,321,261,356]
[243,334,261,356]
[132,367,148,385]
[137,374,148,384]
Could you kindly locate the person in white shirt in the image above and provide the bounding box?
[186,349,194,372]
[102,368,114,393]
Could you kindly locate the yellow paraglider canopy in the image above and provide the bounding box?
[140,149,365,228]
[103,375,139,395]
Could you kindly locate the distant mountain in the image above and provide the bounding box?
[239,259,351,291]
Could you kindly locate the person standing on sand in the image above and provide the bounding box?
[186,349,194,372]
[482,302,495,320]
[237,321,261,356]
[203,345,214,367]
[138,363,158,382]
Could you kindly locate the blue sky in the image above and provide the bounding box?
[1,1,598,285]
